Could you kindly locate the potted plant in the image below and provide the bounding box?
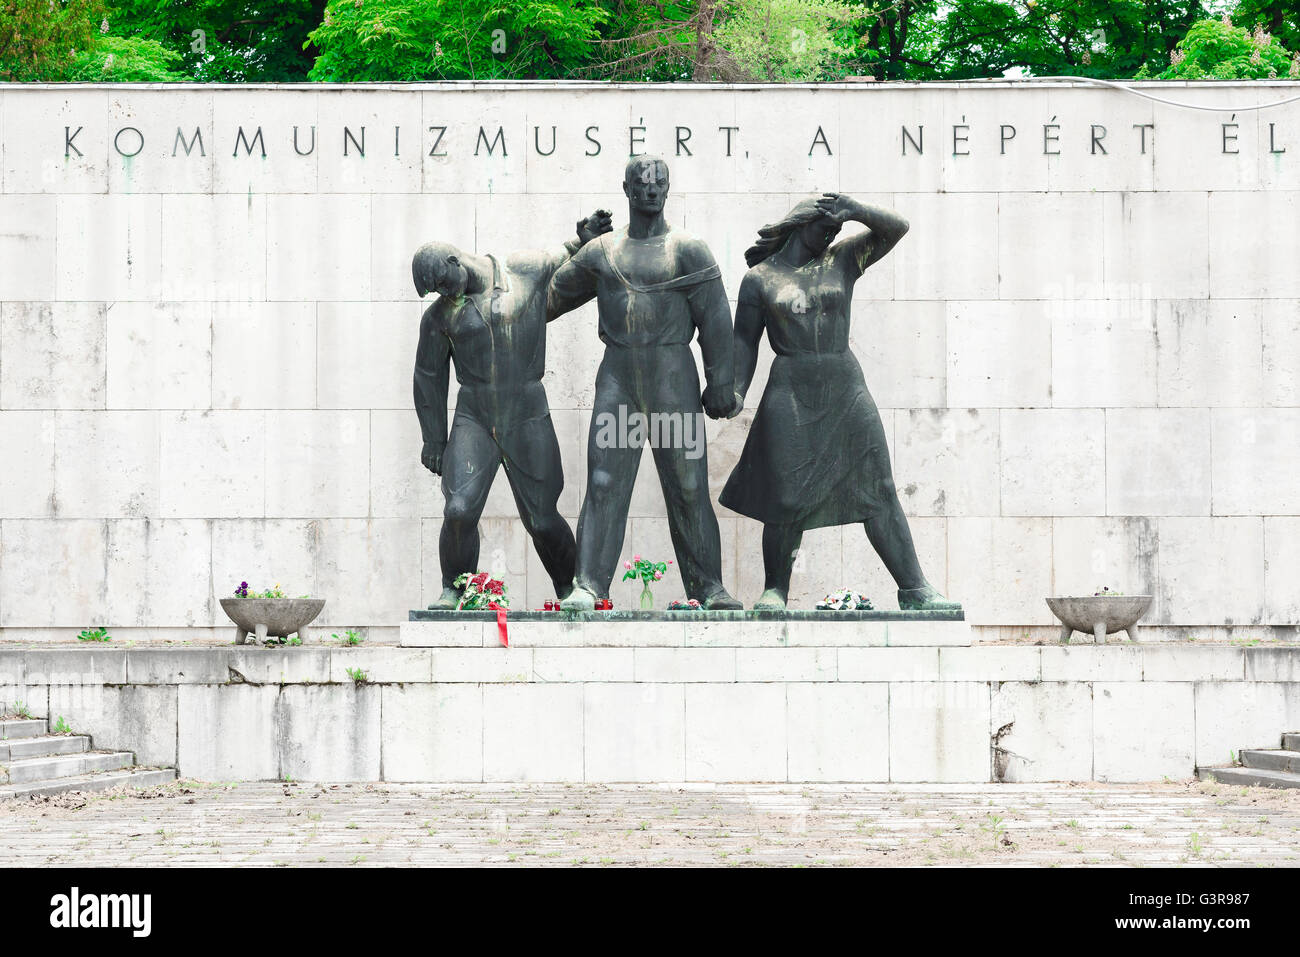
[220,582,325,646]
[622,555,670,610]
[1046,587,1152,644]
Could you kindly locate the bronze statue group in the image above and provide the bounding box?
[412,155,959,613]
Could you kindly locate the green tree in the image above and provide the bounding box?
[1155,16,1298,78]
[0,0,101,80]
[306,0,610,81]
[712,0,863,80]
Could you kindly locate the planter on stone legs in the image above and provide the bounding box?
[220,598,326,645]
[1045,595,1152,644]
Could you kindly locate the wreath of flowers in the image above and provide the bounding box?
[816,588,874,611]
[454,571,509,610]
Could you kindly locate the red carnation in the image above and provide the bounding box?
[471,572,488,587]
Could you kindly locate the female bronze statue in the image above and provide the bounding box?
[720,193,960,612]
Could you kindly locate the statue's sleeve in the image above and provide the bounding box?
[546,243,599,321]
[833,228,879,281]
[685,246,735,400]
[413,304,451,450]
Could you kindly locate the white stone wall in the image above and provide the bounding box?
[1,81,1298,634]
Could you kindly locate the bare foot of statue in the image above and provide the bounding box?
[701,588,744,611]
[898,584,961,611]
[753,588,787,611]
[561,585,597,611]
[430,586,462,610]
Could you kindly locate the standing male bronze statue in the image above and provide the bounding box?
[721,193,961,612]
[549,156,742,611]
[412,209,612,608]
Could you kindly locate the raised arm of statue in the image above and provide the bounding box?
[546,243,600,321]
[413,302,452,475]
[818,192,910,281]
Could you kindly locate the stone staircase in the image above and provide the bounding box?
[0,717,176,800]
[1197,732,1300,789]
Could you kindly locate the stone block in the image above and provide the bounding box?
[1244,647,1300,683]
[786,683,889,782]
[160,194,266,302]
[56,194,163,301]
[105,520,213,627]
[423,90,528,194]
[299,518,422,627]
[266,194,371,301]
[894,193,999,300]
[316,89,421,194]
[317,302,416,410]
[397,620,487,648]
[1050,516,1158,599]
[1040,645,1143,682]
[1051,300,1158,408]
[211,90,320,194]
[584,682,686,782]
[0,520,106,627]
[482,684,584,782]
[126,648,232,685]
[998,192,1104,299]
[684,684,787,781]
[177,684,279,780]
[1000,409,1106,516]
[736,648,836,682]
[1152,88,1259,192]
[380,684,483,782]
[106,90,214,194]
[888,681,990,782]
[0,412,56,518]
[947,517,1054,626]
[211,519,318,619]
[211,301,316,410]
[48,683,177,768]
[2,89,109,193]
[946,301,1051,408]
[894,409,999,517]
[106,302,212,410]
[1141,646,1245,682]
[1105,409,1211,516]
[0,302,105,410]
[369,409,443,520]
[990,681,1092,782]
[939,646,1041,682]
[533,648,633,683]
[1103,191,1209,299]
[277,684,381,782]
[263,410,369,519]
[1211,409,1300,516]
[837,647,939,682]
[330,647,431,684]
[1261,300,1300,407]
[1155,299,1263,408]
[21,648,127,685]
[849,300,946,409]
[428,648,533,683]
[1153,518,1265,626]
[1193,680,1300,767]
[734,89,837,194]
[227,648,332,685]
[159,411,265,518]
[370,193,476,302]
[635,647,734,683]
[53,412,160,518]
[0,195,56,299]
[1209,190,1300,297]
[1265,518,1300,624]
[1092,682,1194,782]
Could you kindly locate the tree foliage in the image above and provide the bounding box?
[0,0,101,81]
[1154,16,1299,79]
[306,0,610,81]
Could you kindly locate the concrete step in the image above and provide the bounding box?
[0,767,176,800]
[1240,749,1300,774]
[1283,733,1300,751]
[1197,766,1300,790]
[0,719,47,740]
[0,735,90,761]
[0,751,134,785]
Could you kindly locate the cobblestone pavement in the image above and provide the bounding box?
[1,779,1298,867]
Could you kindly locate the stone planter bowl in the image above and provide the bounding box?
[220,598,326,645]
[1045,595,1152,644]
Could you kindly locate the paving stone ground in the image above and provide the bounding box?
[1,779,1299,867]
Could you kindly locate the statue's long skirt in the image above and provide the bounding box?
[719,351,890,530]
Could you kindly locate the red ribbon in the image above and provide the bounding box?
[487,601,508,647]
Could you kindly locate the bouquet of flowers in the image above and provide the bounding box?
[1093,586,1123,596]
[454,572,508,610]
[667,598,702,611]
[816,589,874,611]
[234,582,288,599]
[622,554,670,585]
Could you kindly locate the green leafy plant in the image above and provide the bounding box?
[6,701,33,720]
[1152,18,1298,80]
[234,581,295,599]
[51,716,73,735]
[77,627,112,642]
[333,629,365,646]
[1092,586,1123,597]
[346,667,369,685]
